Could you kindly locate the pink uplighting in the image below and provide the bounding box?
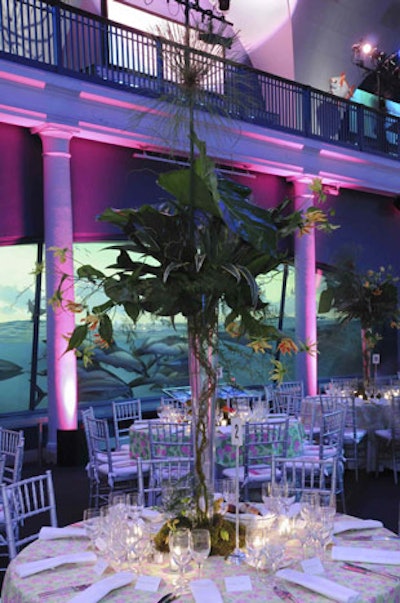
[79,91,165,115]
[319,148,368,164]
[0,70,46,88]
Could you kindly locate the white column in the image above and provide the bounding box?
[292,177,318,396]
[32,124,79,460]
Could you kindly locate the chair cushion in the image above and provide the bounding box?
[343,428,367,444]
[374,429,392,441]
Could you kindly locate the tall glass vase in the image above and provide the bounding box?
[187,315,218,524]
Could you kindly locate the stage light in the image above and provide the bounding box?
[361,42,373,55]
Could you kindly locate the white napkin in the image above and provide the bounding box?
[39,526,88,540]
[141,508,164,523]
[67,571,135,602]
[190,579,224,603]
[15,552,97,578]
[332,545,400,565]
[276,568,360,602]
[333,519,383,535]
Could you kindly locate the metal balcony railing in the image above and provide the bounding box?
[0,0,399,160]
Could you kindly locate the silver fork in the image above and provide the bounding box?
[38,582,92,599]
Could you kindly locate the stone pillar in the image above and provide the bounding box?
[292,177,317,396]
[32,124,79,461]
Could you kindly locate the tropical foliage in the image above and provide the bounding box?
[319,261,400,381]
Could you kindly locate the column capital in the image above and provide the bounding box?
[31,124,80,155]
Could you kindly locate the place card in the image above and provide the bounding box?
[301,557,325,575]
[135,575,161,592]
[224,575,252,592]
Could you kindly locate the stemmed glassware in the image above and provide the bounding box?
[245,523,267,581]
[190,529,211,578]
[169,528,192,586]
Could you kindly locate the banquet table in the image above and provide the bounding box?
[3,516,400,602]
[129,419,305,468]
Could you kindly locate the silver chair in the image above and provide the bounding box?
[272,455,338,504]
[222,416,289,500]
[112,398,142,451]
[375,395,400,484]
[272,392,303,418]
[137,456,194,509]
[300,404,347,512]
[276,380,304,397]
[148,421,193,460]
[86,416,141,508]
[342,395,367,480]
[2,470,57,560]
[0,427,25,486]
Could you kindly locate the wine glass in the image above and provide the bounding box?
[190,529,211,578]
[82,507,100,549]
[169,528,192,585]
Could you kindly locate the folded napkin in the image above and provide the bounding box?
[190,579,224,603]
[39,526,88,540]
[333,519,383,535]
[276,568,360,603]
[16,551,97,578]
[217,426,231,435]
[332,545,400,565]
[67,571,134,603]
[141,508,164,523]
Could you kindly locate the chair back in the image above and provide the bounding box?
[272,392,303,418]
[320,406,346,459]
[272,455,338,504]
[86,416,113,471]
[276,380,304,397]
[81,406,95,456]
[390,396,400,440]
[148,421,193,460]
[0,427,25,485]
[138,456,194,508]
[112,399,142,450]
[2,470,57,559]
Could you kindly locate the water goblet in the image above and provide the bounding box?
[245,522,266,581]
[190,529,211,578]
[169,528,192,586]
[126,491,144,519]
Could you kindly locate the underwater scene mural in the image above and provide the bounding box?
[0,243,365,416]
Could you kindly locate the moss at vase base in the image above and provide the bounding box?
[153,513,245,557]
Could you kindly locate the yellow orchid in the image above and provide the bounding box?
[269,359,287,383]
[277,337,299,355]
[48,246,68,263]
[226,321,242,338]
[82,313,100,331]
[246,337,272,354]
[65,300,85,313]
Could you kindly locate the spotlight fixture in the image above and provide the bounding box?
[219,0,230,10]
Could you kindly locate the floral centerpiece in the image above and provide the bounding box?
[52,18,335,553]
[319,261,400,384]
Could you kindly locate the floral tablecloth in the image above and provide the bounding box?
[129,420,304,467]
[3,518,400,602]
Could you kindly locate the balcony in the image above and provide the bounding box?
[0,0,399,162]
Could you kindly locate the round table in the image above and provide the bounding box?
[2,518,400,602]
[129,419,305,468]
